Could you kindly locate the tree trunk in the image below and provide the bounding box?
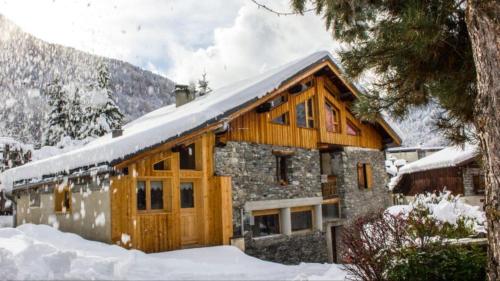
[466,1,500,280]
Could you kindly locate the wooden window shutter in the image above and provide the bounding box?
[366,164,373,188]
[357,163,365,189]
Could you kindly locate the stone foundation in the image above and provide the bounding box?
[244,231,329,264]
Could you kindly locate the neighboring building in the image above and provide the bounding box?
[1,51,401,264]
[390,145,484,206]
[385,146,444,164]
[0,137,32,173]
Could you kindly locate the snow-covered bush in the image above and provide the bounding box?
[341,191,487,281]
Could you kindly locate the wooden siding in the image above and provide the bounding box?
[225,75,383,149]
[397,167,464,196]
[110,132,233,253]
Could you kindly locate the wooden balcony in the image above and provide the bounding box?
[322,176,338,199]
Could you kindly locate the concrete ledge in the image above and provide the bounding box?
[244,197,324,211]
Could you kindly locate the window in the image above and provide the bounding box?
[180,182,194,208]
[271,112,290,125]
[291,209,313,232]
[346,120,360,136]
[136,181,147,211]
[137,180,171,212]
[54,185,71,213]
[270,94,287,108]
[325,102,340,133]
[296,98,314,128]
[153,158,171,171]
[150,181,164,210]
[29,188,40,208]
[322,202,340,219]
[473,175,485,195]
[180,143,196,170]
[357,163,373,189]
[276,155,290,185]
[252,211,280,237]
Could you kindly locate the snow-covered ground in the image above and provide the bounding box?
[0,216,13,227]
[0,224,347,280]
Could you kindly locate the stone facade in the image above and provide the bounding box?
[462,166,482,196]
[326,147,391,220]
[214,141,325,264]
[214,141,322,232]
[14,175,111,243]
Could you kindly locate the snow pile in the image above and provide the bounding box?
[388,144,479,190]
[32,137,94,161]
[1,51,402,191]
[0,224,347,280]
[0,216,13,228]
[387,191,486,234]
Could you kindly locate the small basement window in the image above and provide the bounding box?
[54,185,71,213]
[180,143,196,170]
[357,163,373,189]
[252,210,280,237]
[322,202,340,219]
[271,112,290,125]
[291,208,313,232]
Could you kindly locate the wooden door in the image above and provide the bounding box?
[180,181,198,246]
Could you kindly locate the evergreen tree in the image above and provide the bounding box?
[286,0,499,277]
[42,78,70,146]
[68,88,83,139]
[197,72,212,96]
[79,63,124,138]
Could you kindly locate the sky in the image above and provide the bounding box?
[0,0,339,88]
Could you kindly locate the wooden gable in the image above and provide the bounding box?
[224,72,389,150]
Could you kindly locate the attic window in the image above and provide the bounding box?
[346,120,360,136]
[270,94,287,109]
[271,112,290,125]
[296,98,315,128]
[325,101,340,133]
[153,157,171,171]
[180,143,196,170]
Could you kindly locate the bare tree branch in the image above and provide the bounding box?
[249,0,314,16]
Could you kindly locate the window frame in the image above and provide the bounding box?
[357,163,373,190]
[152,157,172,171]
[179,181,196,209]
[295,97,315,129]
[135,178,172,213]
[270,112,290,126]
[346,119,361,136]
[291,206,314,233]
[275,155,290,185]
[324,101,340,133]
[179,143,198,170]
[29,188,41,208]
[54,185,71,213]
[251,209,281,238]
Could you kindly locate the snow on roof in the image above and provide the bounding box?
[386,145,445,152]
[1,51,402,191]
[388,144,479,190]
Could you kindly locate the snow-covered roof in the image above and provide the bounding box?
[386,146,445,152]
[389,144,480,190]
[1,51,402,191]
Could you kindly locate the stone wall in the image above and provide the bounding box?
[14,175,111,243]
[214,141,322,233]
[462,166,482,196]
[244,231,328,265]
[329,147,391,220]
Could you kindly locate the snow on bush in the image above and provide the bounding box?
[387,191,486,234]
[0,224,346,280]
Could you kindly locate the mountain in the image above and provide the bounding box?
[0,15,176,145]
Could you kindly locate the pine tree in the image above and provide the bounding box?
[287,0,499,277]
[79,63,124,139]
[42,78,70,146]
[197,72,212,96]
[68,88,83,139]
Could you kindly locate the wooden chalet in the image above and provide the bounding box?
[2,51,402,263]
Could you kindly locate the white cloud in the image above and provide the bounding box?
[0,0,338,88]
